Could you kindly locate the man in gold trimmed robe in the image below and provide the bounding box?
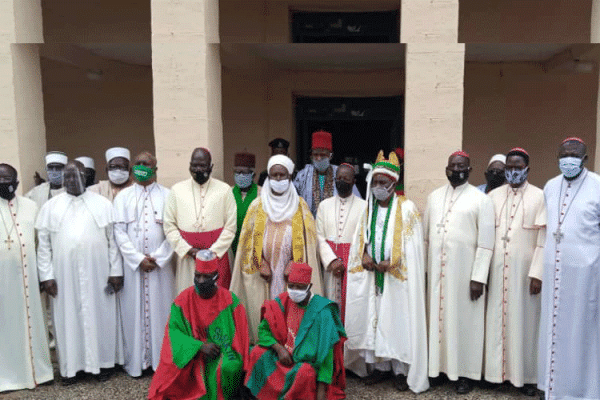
[344,151,429,394]
[231,155,322,344]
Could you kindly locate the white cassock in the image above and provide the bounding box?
[538,169,600,400]
[25,182,64,210]
[36,191,123,378]
[424,182,495,381]
[113,182,175,377]
[316,194,366,308]
[164,177,237,293]
[486,183,546,387]
[345,195,429,393]
[0,197,53,391]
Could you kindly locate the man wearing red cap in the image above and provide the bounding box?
[148,255,250,400]
[537,138,600,400]
[294,130,360,216]
[245,263,346,400]
[484,148,546,396]
[424,150,495,394]
[231,152,260,255]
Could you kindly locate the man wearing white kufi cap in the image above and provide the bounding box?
[89,147,133,201]
[75,156,96,188]
[25,151,67,210]
[230,154,322,344]
[477,154,507,194]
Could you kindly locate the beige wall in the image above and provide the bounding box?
[221,67,404,185]
[463,62,598,189]
[459,0,592,43]
[41,57,155,181]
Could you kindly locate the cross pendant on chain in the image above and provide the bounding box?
[4,236,14,250]
[553,229,564,244]
[436,223,445,233]
[501,235,510,248]
[133,225,143,237]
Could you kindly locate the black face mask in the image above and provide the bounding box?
[335,180,352,196]
[192,171,210,185]
[484,170,505,190]
[195,274,218,296]
[0,181,18,201]
[446,169,469,186]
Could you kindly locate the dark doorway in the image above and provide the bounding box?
[291,11,400,43]
[295,96,403,196]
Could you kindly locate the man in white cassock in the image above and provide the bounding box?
[485,148,545,397]
[344,151,429,394]
[26,151,67,209]
[538,137,600,400]
[0,164,53,392]
[89,147,133,201]
[316,163,365,322]
[424,150,495,394]
[36,161,123,385]
[113,152,175,377]
[164,147,237,293]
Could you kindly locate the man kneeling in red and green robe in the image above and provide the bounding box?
[148,256,250,400]
[245,262,346,400]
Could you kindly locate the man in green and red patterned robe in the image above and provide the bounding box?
[245,263,346,400]
[148,256,250,400]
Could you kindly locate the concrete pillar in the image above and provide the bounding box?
[400,0,460,43]
[404,43,465,209]
[151,0,224,188]
[592,0,600,42]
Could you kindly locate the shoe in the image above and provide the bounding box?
[519,384,537,397]
[61,376,78,386]
[363,370,390,386]
[393,374,409,391]
[96,368,114,382]
[456,378,472,394]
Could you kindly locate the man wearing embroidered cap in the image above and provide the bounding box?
[164,147,237,293]
[245,262,346,400]
[294,130,360,216]
[424,150,495,394]
[74,156,96,187]
[344,151,429,393]
[230,154,322,344]
[485,147,545,396]
[89,147,133,201]
[477,154,507,193]
[537,137,600,400]
[25,151,67,210]
[149,254,249,400]
[231,152,260,255]
[258,138,290,187]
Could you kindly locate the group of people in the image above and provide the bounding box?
[1,130,598,400]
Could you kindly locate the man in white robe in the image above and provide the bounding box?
[485,148,545,396]
[0,164,53,392]
[163,147,237,293]
[25,151,67,211]
[424,150,495,394]
[345,151,429,394]
[316,163,365,322]
[89,147,133,201]
[113,152,175,377]
[36,161,123,385]
[538,137,600,400]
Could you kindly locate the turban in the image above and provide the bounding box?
[234,152,256,168]
[288,263,312,285]
[312,130,332,151]
[105,147,130,162]
[267,155,294,175]
[488,154,506,166]
[45,151,68,166]
[195,257,219,274]
[75,156,95,170]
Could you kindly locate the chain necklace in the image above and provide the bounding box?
[499,183,526,248]
[554,171,588,245]
[134,183,158,237]
[437,183,467,233]
[1,198,18,250]
[334,194,354,246]
[191,179,210,230]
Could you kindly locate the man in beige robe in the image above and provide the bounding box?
[89,147,133,201]
[25,151,67,209]
[424,150,495,394]
[316,163,365,322]
[163,147,237,293]
[485,148,545,396]
[230,155,322,344]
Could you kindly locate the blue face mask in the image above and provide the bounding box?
[47,170,64,186]
[559,157,583,178]
[505,167,529,186]
[234,172,254,189]
[312,157,330,173]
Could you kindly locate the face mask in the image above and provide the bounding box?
[335,180,352,196]
[505,167,529,186]
[0,182,17,201]
[559,157,583,178]
[195,273,219,295]
[132,165,155,182]
[270,179,290,194]
[65,172,86,196]
[446,169,469,186]
[312,157,330,173]
[372,184,393,201]
[192,171,210,185]
[234,173,254,189]
[47,170,64,186]
[485,170,505,189]
[108,170,130,185]
[288,285,310,303]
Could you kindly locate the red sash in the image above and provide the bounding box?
[179,228,231,289]
[326,241,351,323]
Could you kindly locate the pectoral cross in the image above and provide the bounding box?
[4,236,14,250]
[436,223,445,233]
[133,225,143,238]
[501,235,510,248]
[553,229,564,244]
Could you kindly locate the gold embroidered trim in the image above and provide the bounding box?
[349,217,366,274]
[389,196,407,281]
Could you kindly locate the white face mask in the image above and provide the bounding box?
[288,285,310,303]
[270,179,290,194]
[371,183,393,201]
[559,157,583,178]
[108,170,130,185]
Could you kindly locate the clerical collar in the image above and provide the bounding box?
[135,181,157,191]
[192,177,211,188]
[451,181,469,190]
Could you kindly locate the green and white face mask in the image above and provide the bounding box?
[132,165,155,182]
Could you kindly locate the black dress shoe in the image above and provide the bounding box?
[96,368,114,382]
[61,376,78,386]
[456,378,472,394]
[519,384,537,396]
[363,370,390,386]
[393,374,409,391]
